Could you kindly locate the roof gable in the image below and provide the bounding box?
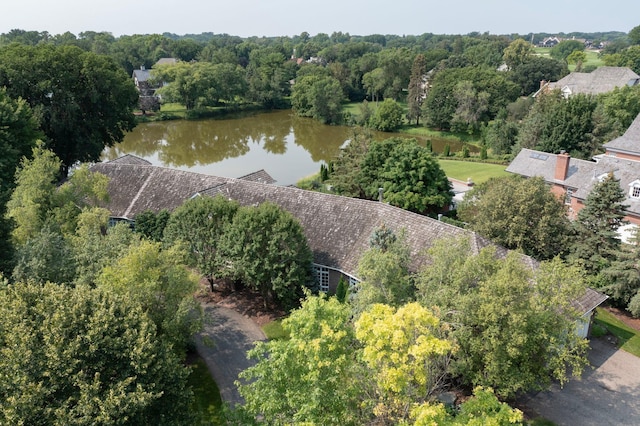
[603,112,640,156]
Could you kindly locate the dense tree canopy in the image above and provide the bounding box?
[423,66,520,131]
[96,240,202,352]
[0,282,195,425]
[458,175,572,260]
[221,202,314,310]
[550,39,585,61]
[0,88,41,273]
[291,74,344,124]
[163,195,239,290]
[329,136,453,214]
[515,91,598,158]
[238,295,363,425]
[0,44,137,176]
[417,237,589,398]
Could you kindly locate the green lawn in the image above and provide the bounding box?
[594,308,640,357]
[188,355,225,425]
[438,159,509,184]
[262,319,288,340]
[534,47,604,71]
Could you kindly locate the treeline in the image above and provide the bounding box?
[0,29,632,125]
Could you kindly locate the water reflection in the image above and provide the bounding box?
[104,110,468,186]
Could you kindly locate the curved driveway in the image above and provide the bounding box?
[194,303,266,406]
[518,337,640,425]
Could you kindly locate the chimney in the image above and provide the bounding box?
[140,65,145,71]
[378,187,384,202]
[555,150,570,181]
[540,80,547,90]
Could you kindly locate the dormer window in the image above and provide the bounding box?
[629,180,640,198]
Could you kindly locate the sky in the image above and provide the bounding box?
[2,0,639,38]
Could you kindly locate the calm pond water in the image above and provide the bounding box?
[104,110,467,186]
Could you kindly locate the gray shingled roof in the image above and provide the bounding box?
[106,154,152,166]
[603,112,640,155]
[132,69,151,83]
[507,148,640,217]
[571,287,608,315]
[547,66,639,96]
[91,159,602,315]
[236,169,277,185]
[90,160,515,274]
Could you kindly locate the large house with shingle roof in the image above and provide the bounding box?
[91,155,607,338]
[507,113,640,241]
[534,66,640,98]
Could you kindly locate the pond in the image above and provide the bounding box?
[104,110,468,186]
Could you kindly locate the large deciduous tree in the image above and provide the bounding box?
[0,44,138,176]
[363,138,453,214]
[163,195,239,290]
[355,302,451,423]
[329,136,453,214]
[0,282,195,425]
[550,39,585,61]
[502,38,534,70]
[0,88,41,273]
[423,66,520,131]
[5,145,109,246]
[153,61,247,109]
[352,228,413,315]
[369,98,404,131]
[96,240,202,352]
[291,74,344,124]
[417,237,589,398]
[515,91,598,158]
[221,202,314,310]
[458,175,572,260]
[238,295,363,425]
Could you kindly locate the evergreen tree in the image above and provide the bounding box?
[407,54,427,125]
[601,232,640,317]
[570,172,628,274]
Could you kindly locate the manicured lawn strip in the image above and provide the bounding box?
[438,159,509,184]
[188,355,225,425]
[262,319,288,340]
[594,308,640,357]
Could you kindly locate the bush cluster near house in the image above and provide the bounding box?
[156,195,315,310]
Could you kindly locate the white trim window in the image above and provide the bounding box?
[314,266,330,293]
[629,180,640,199]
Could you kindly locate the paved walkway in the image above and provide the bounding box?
[194,303,266,406]
[518,337,640,425]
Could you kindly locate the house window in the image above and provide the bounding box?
[314,266,330,293]
[564,188,574,205]
[629,180,640,199]
[348,276,359,289]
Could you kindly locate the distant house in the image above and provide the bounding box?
[507,113,640,241]
[534,66,640,98]
[91,155,605,337]
[539,36,561,47]
[132,66,153,95]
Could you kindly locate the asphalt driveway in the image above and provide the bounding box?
[518,337,640,425]
[194,303,266,406]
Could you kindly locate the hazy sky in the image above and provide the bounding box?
[2,0,638,37]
